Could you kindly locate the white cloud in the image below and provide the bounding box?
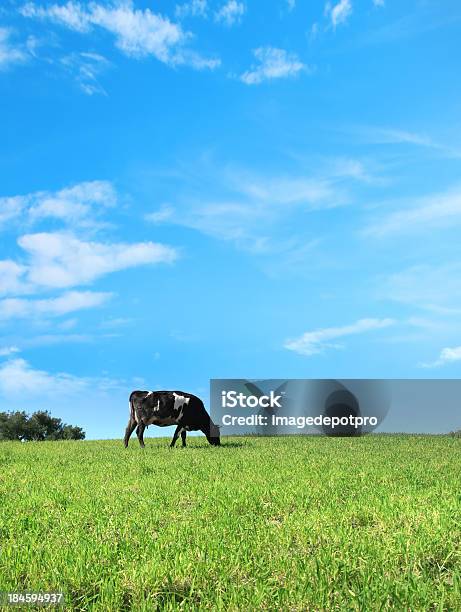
[145,204,175,223]
[233,173,338,205]
[100,316,133,329]
[0,358,145,438]
[0,180,116,231]
[214,1,245,26]
[21,1,219,70]
[0,261,29,296]
[286,0,296,11]
[89,2,183,61]
[0,180,179,324]
[381,263,461,311]
[240,46,307,85]
[178,50,221,70]
[25,34,45,58]
[284,318,395,356]
[420,346,461,369]
[364,186,461,237]
[21,333,93,347]
[0,357,124,399]
[145,162,363,249]
[352,125,461,158]
[146,179,341,243]
[175,0,208,19]
[0,290,112,321]
[372,0,385,6]
[0,196,28,227]
[58,318,78,330]
[325,0,352,29]
[0,27,28,70]
[21,1,90,32]
[163,201,258,242]
[29,180,116,223]
[0,358,86,397]
[60,51,109,95]
[0,346,20,357]
[359,126,436,148]
[309,22,319,42]
[14,232,177,290]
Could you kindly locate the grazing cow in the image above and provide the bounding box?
[124,390,221,448]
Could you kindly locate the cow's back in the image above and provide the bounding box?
[172,391,211,427]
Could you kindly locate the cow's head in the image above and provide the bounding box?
[208,423,221,446]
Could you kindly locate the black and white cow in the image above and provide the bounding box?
[124,390,221,448]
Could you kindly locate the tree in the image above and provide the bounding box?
[0,411,30,441]
[0,410,85,441]
[60,424,85,440]
[28,411,70,441]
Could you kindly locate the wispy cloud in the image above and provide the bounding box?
[21,1,90,32]
[60,51,110,95]
[309,22,319,42]
[364,186,461,237]
[240,46,307,85]
[419,346,461,369]
[229,171,340,205]
[145,204,175,223]
[372,0,385,7]
[366,127,434,147]
[0,179,180,326]
[0,196,27,227]
[381,263,461,311]
[21,1,182,59]
[100,316,134,329]
[214,1,245,26]
[145,159,368,251]
[0,232,177,294]
[0,180,116,231]
[21,0,219,70]
[0,291,112,321]
[0,27,28,70]
[0,357,124,399]
[325,0,352,29]
[0,345,20,357]
[175,0,208,19]
[145,177,340,243]
[284,317,394,356]
[0,261,29,296]
[353,125,461,157]
[21,333,93,347]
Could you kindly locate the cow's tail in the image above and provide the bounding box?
[128,392,136,423]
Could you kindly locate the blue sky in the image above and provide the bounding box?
[1,0,461,438]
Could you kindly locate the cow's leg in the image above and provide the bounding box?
[170,425,181,448]
[124,417,137,448]
[181,429,187,448]
[136,422,146,448]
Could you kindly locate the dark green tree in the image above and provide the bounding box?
[0,411,30,441]
[0,410,85,441]
[60,424,85,440]
[28,411,64,441]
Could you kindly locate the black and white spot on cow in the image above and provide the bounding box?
[173,392,190,412]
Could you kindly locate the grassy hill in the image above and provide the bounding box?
[1,435,460,610]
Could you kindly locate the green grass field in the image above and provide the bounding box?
[1,435,460,610]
